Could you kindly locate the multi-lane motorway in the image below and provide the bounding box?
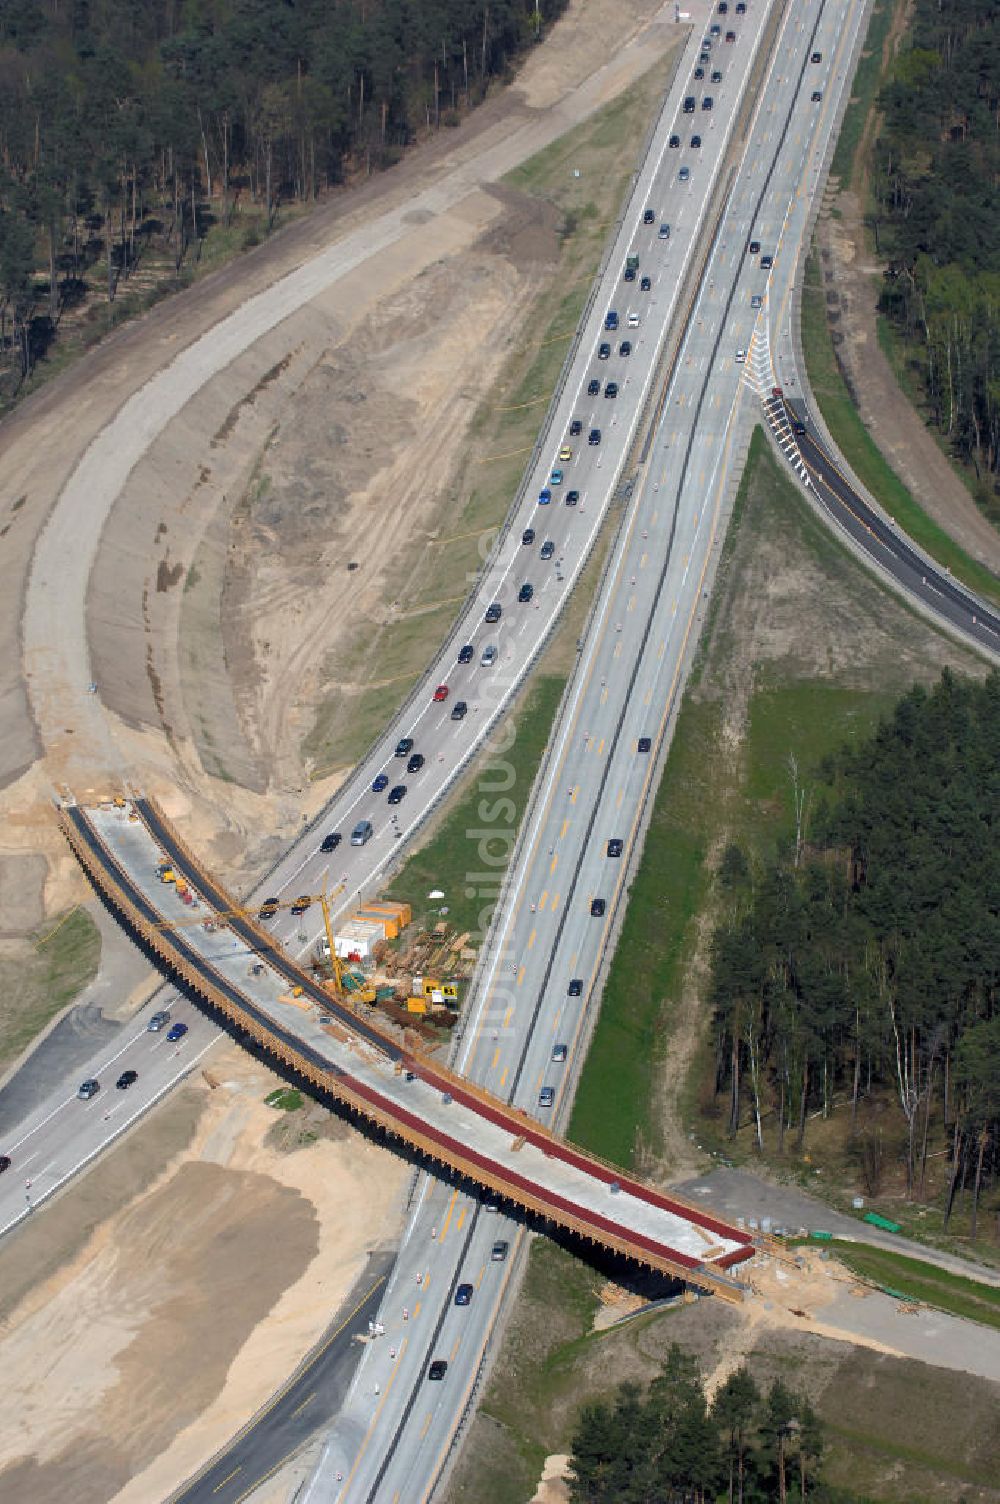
[291,4,880,1501]
[0,0,768,1238]
[7,0,996,1500]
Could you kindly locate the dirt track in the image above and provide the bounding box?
[1,0,677,910]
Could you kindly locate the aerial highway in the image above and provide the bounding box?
[289,2,878,1500]
[0,0,769,1237]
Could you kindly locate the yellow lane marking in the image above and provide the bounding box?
[516,966,525,987]
[551,893,561,913]
[549,854,558,875]
[290,1392,315,1420]
[527,929,536,950]
[500,1067,508,1088]
[419,1411,434,1441]
[539,890,548,911]
[503,1007,513,1027]
[456,1206,467,1233]
[334,1335,409,1495]
[440,1188,459,1242]
[214,1469,241,1494]
[597,738,605,756]
[491,1047,500,1068]
[559,819,569,838]
[570,787,578,803]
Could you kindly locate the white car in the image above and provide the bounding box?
[627,311,640,328]
[735,347,747,363]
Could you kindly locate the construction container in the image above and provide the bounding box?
[378,900,412,927]
[332,920,383,961]
[355,908,400,940]
[406,996,429,1014]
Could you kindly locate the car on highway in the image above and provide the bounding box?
[761,254,773,269]
[116,1069,138,1090]
[481,644,498,667]
[598,342,611,360]
[691,134,701,148]
[725,28,735,40]
[485,602,502,624]
[455,1283,474,1306]
[549,468,563,485]
[748,238,760,255]
[588,428,602,445]
[679,166,690,182]
[702,96,713,110]
[518,583,534,603]
[372,772,389,793]
[587,378,600,395]
[568,978,583,996]
[683,95,695,113]
[569,418,583,436]
[566,489,580,506]
[428,1360,448,1381]
[710,21,721,33]
[736,1,745,10]
[718,0,728,10]
[491,1240,509,1261]
[451,700,467,720]
[694,66,704,80]
[604,309,619,330]
[811,50,822,62]
[290,893,312,913]
[669,133,680,148]
[394,737,414,757]
[619,340,631,356]
[559,444,572,461]
[148,1009,171,1030]
[551,1044,568,1063]
[735,347,746,363]
[811,90,822,102]
[538,487,552,504]
[0,1155,10,1174]
[320,831,341,852]
[605,381,618,399]
[637,736,652,753]
[539,1086,555,1108]
[433,683,449,702]
[388,785,407,805]
[78,1078,100,1100]
[591,898,606,916]
[658,222,670,239]
[643,208,655,224]
[640,276,652,292]
[712,69,722,82]
[607,838,624,857]
[627,311,640,327]
[351,819,374,845]
[406,753,425,774]
[751,293,762,309]
[458,643,474,664]
[540,540,555,560]
[793,420,807,437]
[623,265,636,283]
[166,1022,188,1042]
[522,528,535,546]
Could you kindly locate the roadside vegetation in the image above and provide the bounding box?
[303,48,680,774]
[813,1241,1000,1332]
[445,430,991,1504]
[0,0,570,411]
[0,907,101,1068]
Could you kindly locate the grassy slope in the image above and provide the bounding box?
[444,430,986,1504]
[801,1,1000,604]
[824,1241,1000,1330]
[303,51,679,773]
[0,908,102,1067]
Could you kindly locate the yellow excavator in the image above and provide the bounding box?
[155,884,377,1007]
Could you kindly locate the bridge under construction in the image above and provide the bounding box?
[60,796,757,1299]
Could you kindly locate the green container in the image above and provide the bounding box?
[811,1230,833,1241]
[863,1212,902,1233]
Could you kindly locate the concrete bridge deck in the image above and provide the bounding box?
[60,797,755,1297]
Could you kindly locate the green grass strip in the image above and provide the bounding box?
[815,1240,1000,1330]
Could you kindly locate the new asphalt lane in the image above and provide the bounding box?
[300,3,881,1501]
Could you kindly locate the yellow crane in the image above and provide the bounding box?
[154,884,377,1006]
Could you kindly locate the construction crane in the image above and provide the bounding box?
[153,880,377,1006]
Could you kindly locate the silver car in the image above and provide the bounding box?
[148,1010,171,1032]
[481,645,498,668]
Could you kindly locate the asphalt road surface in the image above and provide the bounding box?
[173,1252,396,1504]
[300,3,878,1501]
[0,0,755,1234]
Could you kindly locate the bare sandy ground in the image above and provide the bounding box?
[0,0,677,907]
[0,1047,403,1504]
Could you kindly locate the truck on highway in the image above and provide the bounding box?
[626,253,640,273]
[604,309,619,331]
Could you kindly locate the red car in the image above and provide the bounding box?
[433,684,449,702]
